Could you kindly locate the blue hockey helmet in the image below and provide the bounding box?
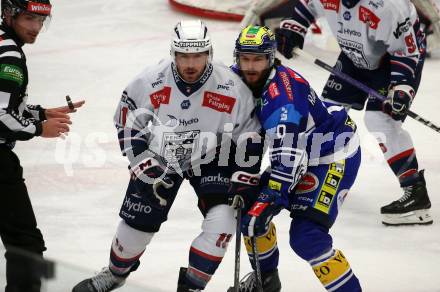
[234,25,277,67]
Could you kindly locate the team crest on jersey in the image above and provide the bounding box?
[150,86,171,109]
[161,130,200,169]
[202,92,236,114]
[337,37,370,68]
[359,6,381,29]
[268,82,280,99]
[320,0,340,12]
[279,71,294,100]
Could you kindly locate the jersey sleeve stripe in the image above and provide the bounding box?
[0,91,11,108]
[0,111,37,133]
[0,51,21,59]
[390,59,416,78]
[0,39,18,48]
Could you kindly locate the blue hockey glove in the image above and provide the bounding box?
[129,157,174,208]
[228,171,260,209]
[383,85,415,122]
[275,19,307,59]
[241,189,283,237]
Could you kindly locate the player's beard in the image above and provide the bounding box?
[243,68,271,98]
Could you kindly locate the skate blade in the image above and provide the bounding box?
[381,209,433,226]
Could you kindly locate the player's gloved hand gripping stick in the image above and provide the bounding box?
[129,157,174,209]
[228,171,261,292]
[228,195,245,292]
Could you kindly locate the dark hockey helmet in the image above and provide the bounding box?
[234,25,277,68]
[1,0,52,19]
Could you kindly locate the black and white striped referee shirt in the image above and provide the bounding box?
[0,23,45,149]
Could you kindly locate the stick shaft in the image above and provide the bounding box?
[232,196,244,292]
[251,236,263,292]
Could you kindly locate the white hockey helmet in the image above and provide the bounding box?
[171,19,213,62]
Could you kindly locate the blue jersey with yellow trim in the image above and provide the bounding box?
[233,64,359,202]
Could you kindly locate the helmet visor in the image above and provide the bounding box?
[21,10,51,31]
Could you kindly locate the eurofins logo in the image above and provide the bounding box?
[0,64,24,85]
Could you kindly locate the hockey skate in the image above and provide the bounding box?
[176,267,201,292]
[227,269,281,292]
[381,171,433,226]
[72,267,126,292]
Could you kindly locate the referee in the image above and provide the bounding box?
[0,1,84,291]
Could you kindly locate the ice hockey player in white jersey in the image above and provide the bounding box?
[72,20,263,292]
[240,0,440,55]
[276,0,432,226]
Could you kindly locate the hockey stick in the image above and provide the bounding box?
[228,195,245,292]
[288,48,440,133]
[251,235,263,292]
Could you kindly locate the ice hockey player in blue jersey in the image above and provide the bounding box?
[275,0,432,226]
[232,25,362,292]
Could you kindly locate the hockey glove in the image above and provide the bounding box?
[228,171,261,209]
[129,157,174,208]
[383,84,415,122]
[241,188,283,237]
[275,19,307,59]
